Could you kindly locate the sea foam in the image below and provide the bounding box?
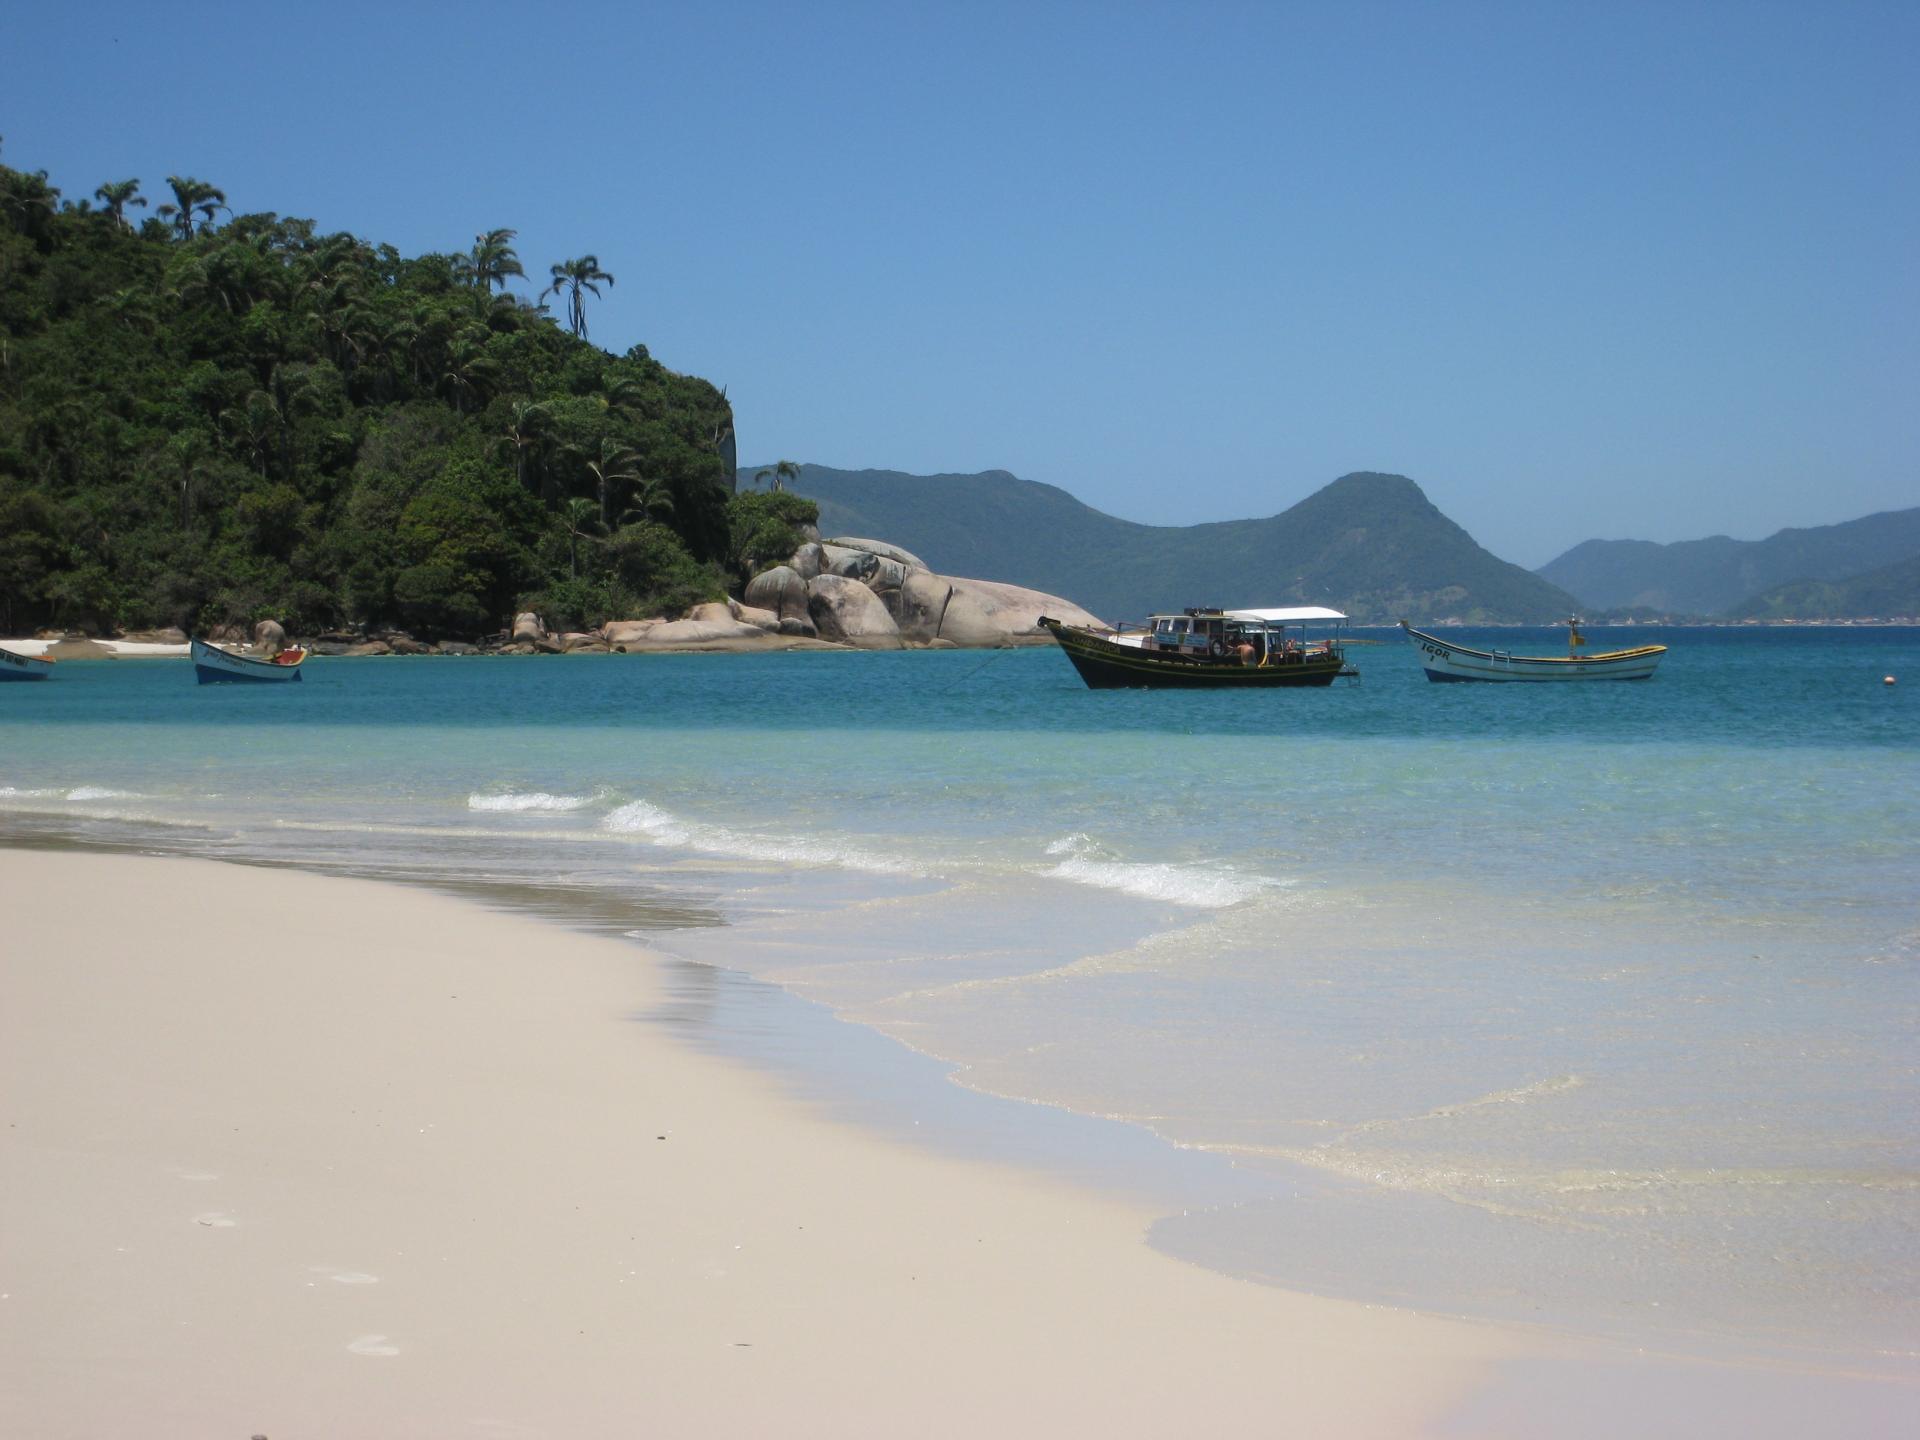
[600,799,920,876]
[1041,833,1274,908]
[467,790,592,813]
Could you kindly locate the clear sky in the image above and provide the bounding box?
[7,1,1915,566]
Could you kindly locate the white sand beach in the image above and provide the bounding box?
[0,849,1516,1438]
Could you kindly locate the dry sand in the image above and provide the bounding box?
[0,850,1525,1437]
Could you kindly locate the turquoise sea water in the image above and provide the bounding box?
[3,626,1916,1365]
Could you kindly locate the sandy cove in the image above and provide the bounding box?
[10,854,1909,1436]
[0,849,1521,1437]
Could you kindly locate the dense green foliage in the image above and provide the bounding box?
[0,148,785,638]
[1537,507,1920,617]
[763,465,1580,623]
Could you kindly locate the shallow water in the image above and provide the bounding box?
[3,627,1915,1365]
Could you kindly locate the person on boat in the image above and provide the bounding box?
[1233,640,1256,666]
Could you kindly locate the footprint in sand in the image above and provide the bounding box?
[193,1212,237,1228]
[347,1334,400,1357]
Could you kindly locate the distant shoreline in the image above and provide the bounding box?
[4,619,1917,660]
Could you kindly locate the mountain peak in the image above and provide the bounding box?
[768,464,1577,623]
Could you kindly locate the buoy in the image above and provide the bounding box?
[1885,675,1897,686]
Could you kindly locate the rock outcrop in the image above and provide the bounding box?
[788,543,826,581]
[825,537,928,572]
[739,534,1104,650]
[745,567,812,627]
[806,574,905,649]
[511,612,545,644]
[935,577,1102,646]
[602,619,660,646]
[887,570,955,643]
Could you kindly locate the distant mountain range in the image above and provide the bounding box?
[1536,508,1920,616]
[1724,552,1920,621]
[738,465,1579,624]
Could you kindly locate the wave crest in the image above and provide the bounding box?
[1041,833,1275,908]
[467,791,591,813]
[600,799,919,876]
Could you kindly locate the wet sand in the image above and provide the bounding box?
[0,849,1514,1438]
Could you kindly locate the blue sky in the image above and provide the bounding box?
[7,1,1915,565]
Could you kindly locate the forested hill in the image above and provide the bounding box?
[1725,553,1920,622]
[744,464,1579,624]
[0,150,786,639]
[1537,507,1920,616]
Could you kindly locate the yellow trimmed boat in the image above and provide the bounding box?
[1400,620,1665,682]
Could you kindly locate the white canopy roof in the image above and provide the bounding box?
[1223,606,1348,623]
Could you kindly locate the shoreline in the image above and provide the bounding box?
[4,620,1917,664]
[3,847,1914,1435]
[0,848,1515,1438]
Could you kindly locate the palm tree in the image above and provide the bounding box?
[221,392,281,476]
[754,459,802,493]
[544,255,614,339]
[619,472,675,525]
[583,438,644,527]
[559,497,602,579]
[437,334,497,413]
[497,401,554,495]
[167,432,214,530]
[591,371,645,417]
[155,175,227,240]
[457,228,525,292]
[0,165,59,237]
[94,179,146,230]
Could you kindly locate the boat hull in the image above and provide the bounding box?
[190,637,306,684]
[1401,624,1665,682]
[0,648,54,681]
[1040,618,1346,689]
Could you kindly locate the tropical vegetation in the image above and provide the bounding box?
[0,143,808,639]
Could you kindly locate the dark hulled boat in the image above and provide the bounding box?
[1039,607,1353,689]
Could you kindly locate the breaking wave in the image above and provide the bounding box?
[467,790,593,813]
[600,799,921,876]
[1041,833,1275,908]
[1,784,146,802]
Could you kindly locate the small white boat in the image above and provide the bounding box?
[1401,620,1665,683]
[190,636,308,684]
[0,646,55,681]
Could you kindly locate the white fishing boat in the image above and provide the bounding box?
[190,636,308,684]
[1400,620,1665,682]
[0,646,56,681]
